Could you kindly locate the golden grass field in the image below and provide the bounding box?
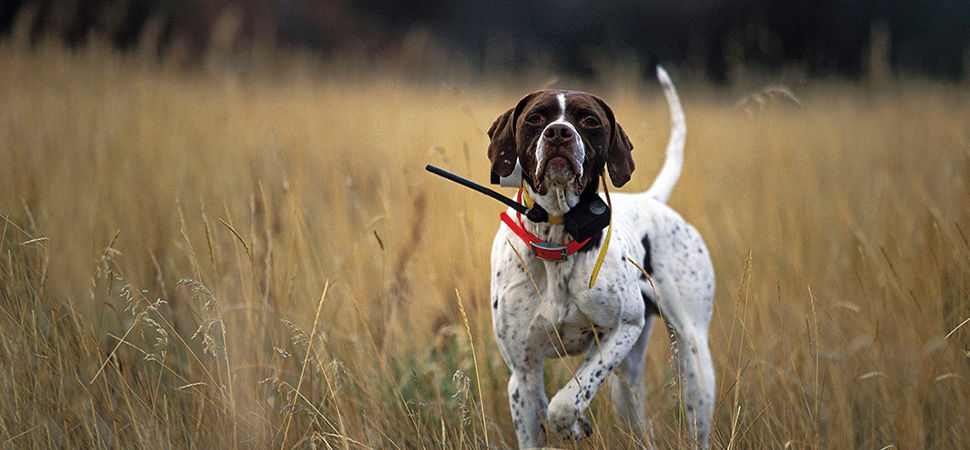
[1,38,969,449]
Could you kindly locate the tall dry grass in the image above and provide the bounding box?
[1,38,969,449]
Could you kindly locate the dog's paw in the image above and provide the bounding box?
[548,391,594,441]
[548,414,592,442]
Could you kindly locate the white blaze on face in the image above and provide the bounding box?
[557,92,566,120]
[535,92,585,183]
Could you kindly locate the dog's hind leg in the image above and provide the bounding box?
[611,314,655,447]
[667,320,715,449]
[655,283,715,449]
[651,218,716,448]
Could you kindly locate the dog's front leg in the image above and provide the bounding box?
[547,320,644,441]
[508,365,548,448]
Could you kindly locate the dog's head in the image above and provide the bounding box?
[487,90,634,197]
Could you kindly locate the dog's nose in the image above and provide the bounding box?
[543,124,573,143]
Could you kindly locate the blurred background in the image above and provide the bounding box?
[3,0,969,84]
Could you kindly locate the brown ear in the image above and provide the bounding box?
[607,122,635,187]
[487,107,517,177]
[487,92,539,177]
[593,96,635,187]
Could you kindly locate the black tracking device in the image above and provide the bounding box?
[563,194,610,242]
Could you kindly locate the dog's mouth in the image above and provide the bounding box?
[535,154,585,195]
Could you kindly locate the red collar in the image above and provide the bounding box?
[499,189,592,261]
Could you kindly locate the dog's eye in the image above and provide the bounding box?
[525,114,544,125]
[582,116,600,128]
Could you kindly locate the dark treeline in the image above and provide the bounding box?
[2,0,968,82]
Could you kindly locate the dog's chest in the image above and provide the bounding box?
[545,301,601,357]
[533,259,611,354]
[538,259,585,320]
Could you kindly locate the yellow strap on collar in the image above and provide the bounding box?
[520,180,612,288]
[588,175,612,288]
[521,185,565,224]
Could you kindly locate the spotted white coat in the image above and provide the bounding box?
[489,67,716,448]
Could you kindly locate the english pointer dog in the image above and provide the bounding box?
[488,68,715,448]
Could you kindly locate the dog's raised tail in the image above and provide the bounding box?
[645,66,686,204]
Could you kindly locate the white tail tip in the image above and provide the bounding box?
[646,65,687,204]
